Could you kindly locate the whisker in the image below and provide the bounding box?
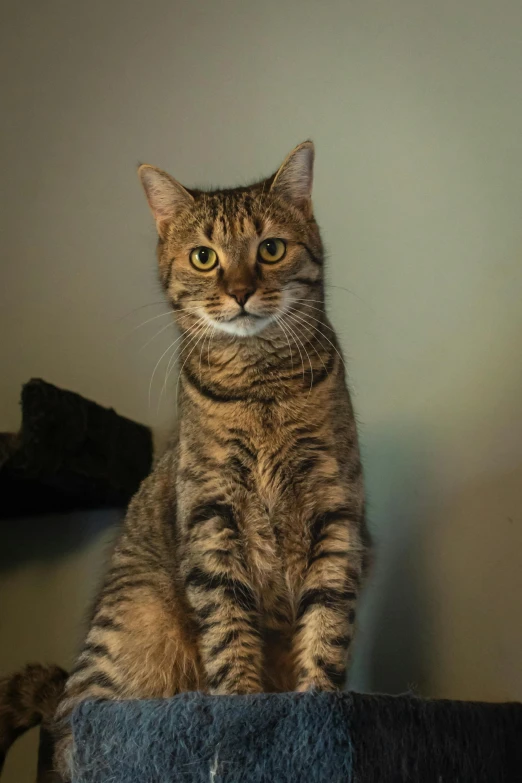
[273,314,294,372]
[277,310,312,394]
[158,338,184,408]
[171,305,211,317]
[198,323,213,383]
[114,301,169,323]
[283,312,329,376]
[286,280,372,310]
[288,298,325,305]
[290,321,314,396]
[137,320,175,354]
[175,321,214,399]
[289,300,329,317]
[284,311,329,373]
[286,308,345,368]
[116,304,207,350]
[289,299,326,308]
[276,310,305,385]
[322,283,373,309]
[148,333,186,413]
[286,305,336,333]
[207,325,216,372]
[148,319,204,413]
[158,319,207,411]
[174,302,211,311]
[139,308,202,362]
[281,315,305,382]
[117,309,173,343]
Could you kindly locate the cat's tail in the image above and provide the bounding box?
[0,663,68,774]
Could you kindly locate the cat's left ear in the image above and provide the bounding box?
[270,141,314,217]
[138,164,194,238]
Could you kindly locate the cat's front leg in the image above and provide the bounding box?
[53,537,201,780]
[183,498,263,694]
[293,505,365,691]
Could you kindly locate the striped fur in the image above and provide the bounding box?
[7,142,372,780]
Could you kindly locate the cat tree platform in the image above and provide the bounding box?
[70,691,522,782]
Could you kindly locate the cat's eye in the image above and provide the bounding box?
[190,246,218,271]
[258,238,286,264]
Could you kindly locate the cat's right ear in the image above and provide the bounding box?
[270,141,314,217]
[138,165,194,238]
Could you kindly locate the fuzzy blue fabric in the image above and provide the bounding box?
[71,691,522,783]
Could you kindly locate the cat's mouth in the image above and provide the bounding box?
[210,310,273,337]
[229,311,262,322]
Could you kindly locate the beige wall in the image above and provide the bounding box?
[1,0,522,778]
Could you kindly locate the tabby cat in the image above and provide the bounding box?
[2,141,371,780]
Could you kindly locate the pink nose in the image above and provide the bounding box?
[227,286,255,307]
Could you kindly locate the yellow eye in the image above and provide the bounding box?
[190,246,218,271]
[258,238,286,264]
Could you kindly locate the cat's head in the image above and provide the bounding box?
[138,142,323,338]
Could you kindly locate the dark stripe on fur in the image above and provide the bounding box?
[83,642,114,660]
[185,568,257,613]
[296,588,357,620]
[293,277,322,288]
[309,549,349,565]
[209,629,240,658]
[187,501,237,532]
[207,663,231,690]
[309,507,358,548]
[183,365,254,403]
[91,615,123,632]
[297,242,323,265]
[69,671,119,694]
[227,437,256,462]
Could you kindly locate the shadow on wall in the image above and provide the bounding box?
[350,426,432,696]
[421,462,522,702]
[352,424,522,702]
[0,509,122,573]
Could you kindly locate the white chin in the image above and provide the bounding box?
[210,315,272,337]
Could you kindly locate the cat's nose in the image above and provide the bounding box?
[227,285,255,307]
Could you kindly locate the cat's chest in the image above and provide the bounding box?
[239,491,309,610]
[250,427,338,504]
